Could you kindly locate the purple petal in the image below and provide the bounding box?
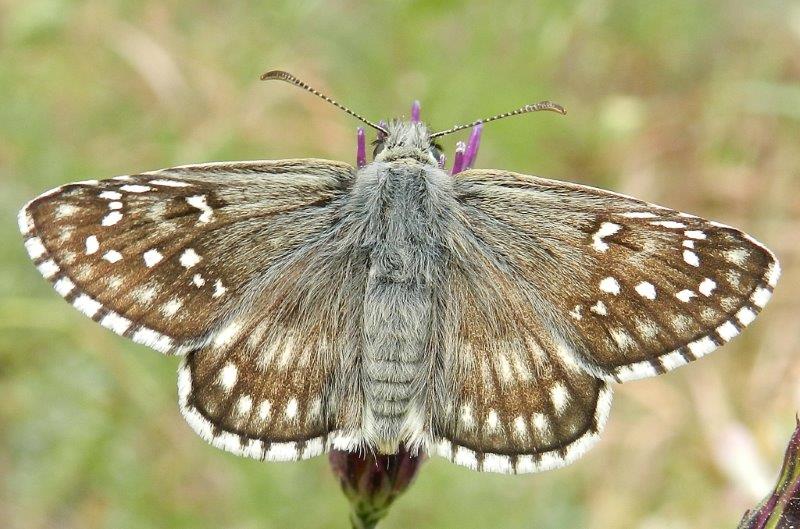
[463,123,483,169]
[329,447,425,528]
[451,141,466,175]
[356,127,366,168]
[411,100,421,123]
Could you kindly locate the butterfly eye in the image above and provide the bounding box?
[372,141,385,158]
[429,144,443,164]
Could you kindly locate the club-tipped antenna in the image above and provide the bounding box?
[261,70,388,135]
[430,100,566,139]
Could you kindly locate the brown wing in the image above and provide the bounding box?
[178,234,367,460]
[432,234,612,473]
[21,159,365,460]
[19,159,354,353]
[452,169,779,382]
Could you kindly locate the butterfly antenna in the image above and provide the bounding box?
[261,70,388,135]
[429,101,566,139]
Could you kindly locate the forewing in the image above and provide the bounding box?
[453,169,780,382]
[20,159,360,460]
[19,159,353,353]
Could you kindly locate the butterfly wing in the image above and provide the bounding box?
[20,159,362,460]
[453,169,779,382]
[433,168,778,473]
[432,227,612,473]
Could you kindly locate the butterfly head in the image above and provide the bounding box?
[371,120,443,166]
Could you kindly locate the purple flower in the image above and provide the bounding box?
[411,100,421,123]
[450,141,466,175]
[463,123,483,170]
[739,418,800,528]
[356,127,367,168]
[329,446,426,529]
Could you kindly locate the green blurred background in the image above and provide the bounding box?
[1,1,798,527]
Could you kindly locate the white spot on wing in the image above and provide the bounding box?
[212,279,227,298]
[550,382,569,414]
[101,211,123,226]
[683,250,700,267]
[55,204,78,218]
[726,248,748,265]
[651,220,686,229]
[213,321,241,348]
[532,413,550,434]
[675,289,696,302]
[285,398,299,420]
[99,190,122,200]
[671,314,692,332]
[258,400,272,421]
[635,281,656,300]
[217,363,238,391]
[599,277,620,295]
[590,300,607,315]
[236,395,253,416]
[149,179,190,187]
[192,273,205,287]
[161,298,183,317]
[85,235,99,255]
[486,410,500,431]
[133,285,157,304]
[684,230,706,240]
[179,248,201,268]
[461,404,474,427]
[497,354,514,382]
[186,195,214,223]
[102,250,123,263]
[120,184,151,193]
[591,222,621,252]
[143,249,163,267]
[610,328,635,350]
[698,278,716,297]
[513,416,528,438]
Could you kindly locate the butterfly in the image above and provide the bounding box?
[18,70,780,473]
